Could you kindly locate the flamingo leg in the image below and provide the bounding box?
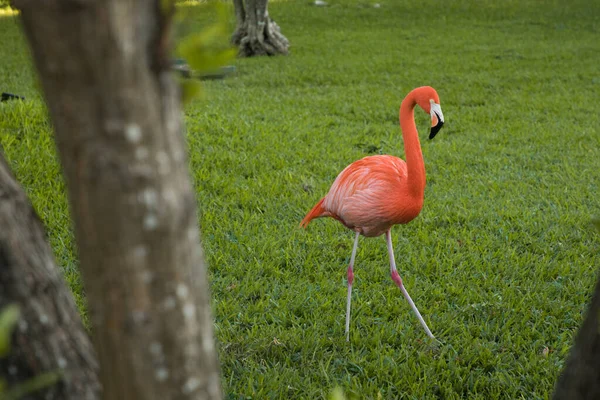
[385,230,435,339]
[345,231,360,342]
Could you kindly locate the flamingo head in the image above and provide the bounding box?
[414,86,445,139]
[428,100,444,139]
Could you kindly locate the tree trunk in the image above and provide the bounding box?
[0,151,100,400]
[12,0,222,399]
[232,0,289,56]
[553,272,600,399]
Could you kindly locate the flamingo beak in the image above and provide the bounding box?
[429,102,444,139]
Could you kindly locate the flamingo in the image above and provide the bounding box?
[300,86,444,341]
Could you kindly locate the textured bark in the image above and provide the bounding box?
[232,0,289,56]
[13,0,222,399]
[553,272,600,399]
[0,151,100,400]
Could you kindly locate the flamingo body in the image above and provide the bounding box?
[300,154,422,237]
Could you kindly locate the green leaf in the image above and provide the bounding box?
[180,79,203,105]
[0,305,20,357]
[174,0,235,74]
[173,1,236,103]
[329,387,347,400]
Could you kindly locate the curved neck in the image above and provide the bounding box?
[399,94,425,197]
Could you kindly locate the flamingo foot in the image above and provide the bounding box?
[392,273,435,340]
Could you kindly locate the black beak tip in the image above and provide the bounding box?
[429,120,444,139]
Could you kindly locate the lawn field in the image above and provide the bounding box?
[1,0,600,398]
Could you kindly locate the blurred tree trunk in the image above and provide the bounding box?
[553,272,600,399]
[232,0,289,56]
[0,151,100,399]
[12,0,222,399]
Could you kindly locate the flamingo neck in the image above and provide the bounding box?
[399,94,426,197]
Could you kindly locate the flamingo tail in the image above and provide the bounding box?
[300,197,327,228]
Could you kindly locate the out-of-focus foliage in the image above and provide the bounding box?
[175,2,236,104]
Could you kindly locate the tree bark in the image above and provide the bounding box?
[12,0,222,399]
[553,272,600,399]
[0,151,100,400]
[232,0,289,57]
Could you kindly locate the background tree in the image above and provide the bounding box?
[232,0,289,56]
[552,221,600,399]
[11,0,222,398]
[552,276,600,398]
[0,151,100,400]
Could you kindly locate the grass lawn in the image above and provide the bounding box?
[1,0,600,398]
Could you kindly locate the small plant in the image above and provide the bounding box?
[0,305,60,400]
[0,304,19,358]
[0,305,20,396]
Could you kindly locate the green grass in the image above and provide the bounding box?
[2,0,600,398]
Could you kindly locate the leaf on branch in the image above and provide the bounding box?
[329,387,348,400]
[180,79,203,105]
[175,2,236,74]
[0,304,20,357]
[174,2,236,103]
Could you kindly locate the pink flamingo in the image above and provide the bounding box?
[301,86,444,341]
